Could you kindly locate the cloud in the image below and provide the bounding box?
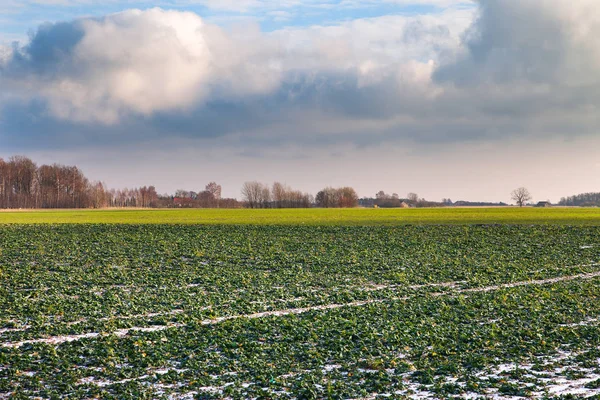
[431,0,600,139]
[6,21,85,78]
[1,0,600,155]
[1,8,283,123]
[0,7,468,126]
[0,44,13,65]
[435,0,600,86]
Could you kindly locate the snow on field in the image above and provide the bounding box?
[1,324,184,348]
[4,268,600,349]
[473,349,600,398]
[76,367,189,388]
[4,260,600,399]
[349,348,600,399]
[0,326,29,334]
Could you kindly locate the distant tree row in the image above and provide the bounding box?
[241,182,313,209]
[0,156,108,209]
[109,186,159,208]
[0,156,556,210]
[170,182,240,208]
[559,192,600,207]
[315,187,358,208]
[0,156,241,209]
[375,191,405,207]
[359,191,446,208]
[452,201,508,207]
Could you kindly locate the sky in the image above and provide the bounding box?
[0,0,599,203]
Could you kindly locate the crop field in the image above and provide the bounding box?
[1,207,600,225]
[2,224,600,399]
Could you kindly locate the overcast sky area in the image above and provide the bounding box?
[1,0,599,202]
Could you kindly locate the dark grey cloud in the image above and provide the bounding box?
[435,0,600,87]
[3,21,85,79]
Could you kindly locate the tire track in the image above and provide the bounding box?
[3,267,600,349]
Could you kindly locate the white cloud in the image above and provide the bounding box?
[4,8,285,123]
[0,44,13,64]
[2,7,473,123]
[273,8,472,69]
[38,9,211,122]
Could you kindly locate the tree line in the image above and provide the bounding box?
[0,156,562,209]
[358,191,449,208]
[0,156,108,209]
[0,156,239,209]
[240,182,363,209]
[559,192,600,207]
[0,156,362,209]
[240,182,313,209]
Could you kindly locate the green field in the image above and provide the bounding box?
[0,207,600,225]
[2,224,600,398]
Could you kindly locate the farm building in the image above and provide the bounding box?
[535,201,552,207]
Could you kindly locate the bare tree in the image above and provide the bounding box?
[407,192,419,205]
[241,181,268,209]
[511,187,532,207]
[260,186,271,208]
[315,187,358,208]
[205,182,222,200]
[315,190,326,207]
[0,156,116,209]
[338,187,359,208]
[272,182,287,208]
[138,186,158,208]
[316,187,338,208]
[205,182,222,207]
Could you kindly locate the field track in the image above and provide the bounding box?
[4,265,600,350]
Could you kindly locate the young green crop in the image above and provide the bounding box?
[1,225,600,398]
[0,207,600,225]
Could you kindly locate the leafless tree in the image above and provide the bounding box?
[376,191,387,200]
[242,181,266,209]
[0,154,375,210]
[338,187,359,207]
[269,182,311,208]
[272,182,286,208]
[205,182,222,207]
[407,192,419,206]
[138,186,158,208]
[0,156,115,209]
[511,187,532,207]
[315,187,358,208]
[316,187,337,208]
[205,182,222,200]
